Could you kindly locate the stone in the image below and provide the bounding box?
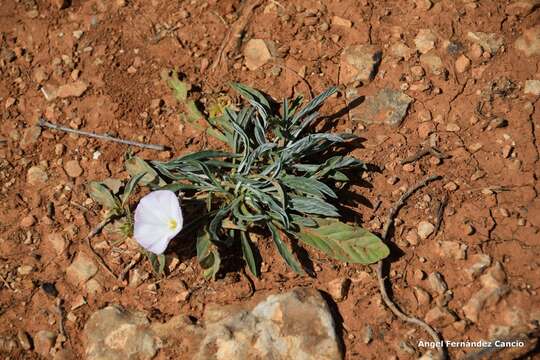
[515,26,540,57]
[73,30,84,40]
[27,166,48,185]
[196,288,341,360]
[17,265,33,275]
[244,39,272,70]
[405,230,420,246]
[464,224,475,235]
[390,42,414,60]
[55,144,65,156]
[455,55,471,73]
[46,233,67,255]
[20,126,42,148]
[415,0,433,11]
[17,330,32,350]
[428,272,448,294]
[21,215,36,227]
[463,263,509,322]
[444,181,459,191]
[524,80,540,95]
[414,287,432,306]
[331,16,352,28]
[34,331,57,357]
[505,0,540,16]
[414,29,437,53]
[417,221,435,240]
[467,32,504,54]
[352,89,413,127]
[86,279,104,295]
[340,45,382,83]
[403,163,415,172]
[425,307,457,327]
[420,52,444,74]
[66,252,98,285]
[84,288,342,360]
[411,65,426,79]
[56,81,88,98]
[41,84,58,101]
[502,144,513,158]
[437,241,467,260]
[84,305,160,360]
[65,160,83,177]
[327,277,351,301]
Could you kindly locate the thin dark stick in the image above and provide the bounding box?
[38,118,168,151]
[377,175,446,360]
[433,193,449,236]
[84,217,120,282]
[400,146,450,165]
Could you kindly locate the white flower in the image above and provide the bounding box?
[133,190,183,255]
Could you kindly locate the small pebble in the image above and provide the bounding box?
[403,163,415,172]
[429,156,442,165]
[501,144,513,158]
[54,143,65,156]
[21,215,36,227]
[417,221,435,239]
[327,277,351,301]
[444,181,458,191]
[64,160,83,177]
[464,223,475,235]
[499,208,510,217]
[428,272,448,294]
[414,269,426,281]
[17,331,32,350]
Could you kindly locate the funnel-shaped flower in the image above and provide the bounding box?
[133,190,183,254]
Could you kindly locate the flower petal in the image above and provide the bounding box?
[133,190,183,254]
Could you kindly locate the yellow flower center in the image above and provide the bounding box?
[168,219,177,230]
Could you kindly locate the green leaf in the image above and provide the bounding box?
[186,100,205,123]
[125,156,164,186]
[102,178,123,194]
[120,172,146,207]
[297,218,390,264]
[240,232,259,277]
[291,86,337,126]
[268,222,303,274]
[281,175,336,198]
[230,82,270,119]
[196,227,221,280]
[161,69,188,102]
[87,181,119,209]
[145,251,167,276]
[289,196,340,217]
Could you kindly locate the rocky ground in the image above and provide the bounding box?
[0,0,539,359]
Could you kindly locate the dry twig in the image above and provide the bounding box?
[84,217,119,282]
[376,175,446,360]
[433,193,449,236]
[39,118,168,151]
